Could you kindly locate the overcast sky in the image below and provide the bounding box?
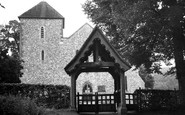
[0,0,93,37]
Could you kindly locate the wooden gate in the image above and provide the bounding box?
[125,93,138,110]
[77,92,116,113]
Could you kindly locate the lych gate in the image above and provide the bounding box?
[65,26,131,115]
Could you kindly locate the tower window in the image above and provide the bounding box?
[41,27,44,38]
[41,50,44,61]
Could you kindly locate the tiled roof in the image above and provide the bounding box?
[18,1,64,19]
[68,23,93,39]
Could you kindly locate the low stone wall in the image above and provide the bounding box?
[0,83,70,109]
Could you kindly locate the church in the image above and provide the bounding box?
[18,1,146,94]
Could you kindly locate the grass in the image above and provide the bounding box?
[0,95,79,115]
[40,108,79,115]
[0,95,40,115]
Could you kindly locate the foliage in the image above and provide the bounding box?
[83,0,185,105]
[0,57,22,83]
[0,83,70,109]
[0,3,5,8]
[139,65,154,89]
[83,0,185,106]
[0,20,23,83]
[0,95,39,115]
[82,0,185,73]
[135,89,180,111]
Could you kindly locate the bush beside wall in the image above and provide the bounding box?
[134,89,180,111]
[0,95,40,115]
[0,83,70,109]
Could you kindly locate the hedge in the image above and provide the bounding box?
[0,83,70,109]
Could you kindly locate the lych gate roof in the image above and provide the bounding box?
[65,26,131,75]
[18,1,64,19]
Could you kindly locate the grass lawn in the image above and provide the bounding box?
[128,110,185,115]
[42,109,79,115]
[42,110,185,115]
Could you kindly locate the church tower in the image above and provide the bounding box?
[18,1,65,84]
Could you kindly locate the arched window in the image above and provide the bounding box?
[82,82,93,94]
[41,27,44,38]
[41,50,44,61]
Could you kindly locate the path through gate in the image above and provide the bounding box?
[77,92,116,113]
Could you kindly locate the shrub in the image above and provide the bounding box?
[0,83,70,109]
[0,95,39,115]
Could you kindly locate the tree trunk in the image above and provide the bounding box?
[173,28,185,108]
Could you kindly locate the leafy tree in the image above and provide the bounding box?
[83,0,185,106]
[0,20,23,83]
[0,3,5,8]
[139,64,154,89]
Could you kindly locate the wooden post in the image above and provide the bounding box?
[95,92,99,114]
[138,87,142,111]
[174,88,178,109]
[70,74,76,111]
[117,71,127,115]
[77,92,80,112]
[114,91,117,109]
[114,78,117,93]
[93,40,99,62]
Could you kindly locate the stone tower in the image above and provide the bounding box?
[18,1,66,84]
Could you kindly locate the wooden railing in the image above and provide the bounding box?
[115,92,138,110]
[77,92,116,113]
[125,93,138,110]
[126,93,137,104]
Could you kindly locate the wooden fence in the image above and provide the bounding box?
[125,93,138,110]
[116,89,180,111]
[0,83,70,109]
[0,83,180,111]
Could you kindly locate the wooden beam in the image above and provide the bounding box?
[80,62,115,68]
[93,40,99,62]
[118,71,127,114]
[67,62,116,76]
[70,73,76,110]
[80,68,110,73]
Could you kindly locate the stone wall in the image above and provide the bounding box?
[20,19,144,93]
[20,18,70,85]
[76,72,114,94]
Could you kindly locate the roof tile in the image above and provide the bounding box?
[18,1,64,19]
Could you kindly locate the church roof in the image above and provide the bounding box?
[65,26,131,75]
[68,23,93,39]
[18,1,64,19]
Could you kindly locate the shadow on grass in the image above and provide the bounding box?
[127,110,185,115]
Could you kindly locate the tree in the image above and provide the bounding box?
[83,0,185,106]
[0,3,5,8]
[0,20,23,83]
[139,64,154,89]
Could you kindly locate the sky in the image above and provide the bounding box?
[0,0,93,37]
